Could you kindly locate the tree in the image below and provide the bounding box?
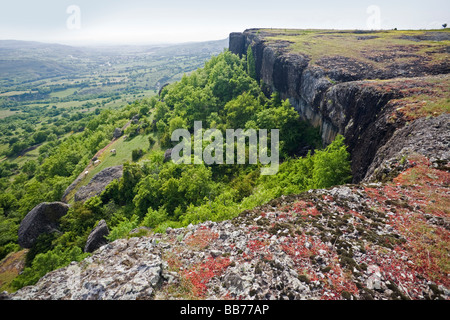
[443,23,447,28]
[311,135,352,188]
[247,46,257,79]
[132,148,144,162]
[225,92,261,128]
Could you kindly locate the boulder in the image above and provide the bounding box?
[163,149,172,163]
[113,128,123,139]
[131,114,140,124]
[84,220,109,253]
[18,202,70,248]
[74,165,123,203]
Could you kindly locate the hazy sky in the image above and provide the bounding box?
[0,0,449,45]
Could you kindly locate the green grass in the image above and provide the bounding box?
[260,28,450,67]
[78,132,158,189]
[0,109,19,119]
[49,87,78,98]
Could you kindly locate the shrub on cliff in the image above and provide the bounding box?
[311,135,352,188]
[261,134,352,196]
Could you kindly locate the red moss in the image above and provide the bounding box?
[184,226,219,249]
[183,256,231,297]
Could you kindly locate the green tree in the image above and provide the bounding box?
[311,135,352,188]
[225,92,261,128]
[247,45,257,79]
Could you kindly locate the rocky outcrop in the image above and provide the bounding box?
[74,165,123,203]
[18,202,69,248]
[364,113,450,182]
[9,159,450,299]
[113,128,123,139]
[229,29,449,182]
[84,220,110,253]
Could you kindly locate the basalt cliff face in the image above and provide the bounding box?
[3,29,449,301]
[229,29,449,182]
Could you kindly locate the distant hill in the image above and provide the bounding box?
[0,38,228,86]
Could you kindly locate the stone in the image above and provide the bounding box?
[163,148,172,163]
[74,165,123,202]
[131,114,140,124]
[84,220,109,253]
[18,202,69,248]
[223,273,244,291]
[113,127,123,139]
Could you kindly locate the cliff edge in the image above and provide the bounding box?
[230,28,449,182]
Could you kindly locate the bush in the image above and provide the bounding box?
[311,135,352,188]
[106,215,139,241]
[141,207,168,228]
[132,148,144,162]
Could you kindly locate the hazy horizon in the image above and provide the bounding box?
[1,0,449,46]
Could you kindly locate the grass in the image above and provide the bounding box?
[49,87,78,98]
[358,74,450,121]
[0,250,28,292]
[0,109,19,119]
[259,28,450,68]
[68,128,159,201]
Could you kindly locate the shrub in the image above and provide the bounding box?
[132,148,144,162]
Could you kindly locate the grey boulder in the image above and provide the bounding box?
[74,165,123,203]
[84,220,109,253]
[18,202,70,248]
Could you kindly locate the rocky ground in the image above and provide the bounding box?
[6,153,449,300]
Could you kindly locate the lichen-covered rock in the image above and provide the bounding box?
[18,202,69,248]
[74,165,123,203]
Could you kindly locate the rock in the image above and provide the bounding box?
[84,220,109,253]
[113,128,123,139]
[364,113,450,182]
[223,273,244,291]
[74,165,123,203]
[0,291,10,300]
[131,114,140,124]
[18,202,70,248]
[61,176,83,202]
[163,148,172,163]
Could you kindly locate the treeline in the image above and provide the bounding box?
[2,50,352,291]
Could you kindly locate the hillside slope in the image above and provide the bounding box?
[3,29,449,300]
[8,155,449,300]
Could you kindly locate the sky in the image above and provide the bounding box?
[0,0,449,45]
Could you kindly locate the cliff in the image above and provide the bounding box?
[229,29,449,182]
